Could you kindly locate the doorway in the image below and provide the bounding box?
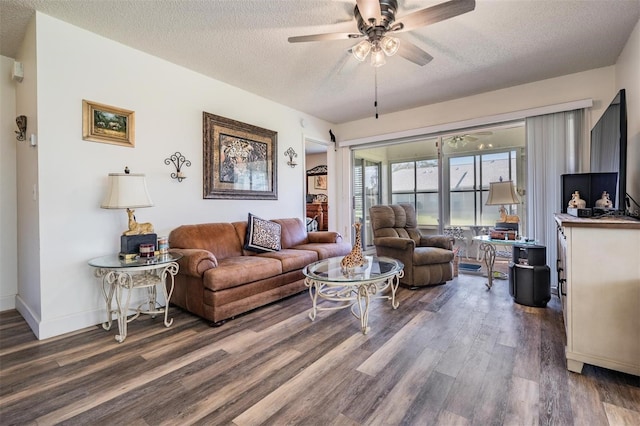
[304,138,330,230]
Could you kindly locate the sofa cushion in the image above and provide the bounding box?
[203,256,283,291]
[244,213,281,253]
[258,249,318,273]
[272,218,309,248]
[169,223,243,260]
[292,242,352,260]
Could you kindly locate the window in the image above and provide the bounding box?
[449,150,518,226]
[390,159,439,225]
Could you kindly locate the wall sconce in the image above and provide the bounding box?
[284,147,298,168]
[15,115,27,141]
[164,151,191,182]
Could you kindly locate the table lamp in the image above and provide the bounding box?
[486,178,520,230]
[101,167,156,257]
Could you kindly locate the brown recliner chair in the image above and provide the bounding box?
[369,204,455,288]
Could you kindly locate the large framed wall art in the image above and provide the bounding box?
[203,112,277,200]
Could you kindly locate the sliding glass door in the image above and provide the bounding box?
[354,158,381,248]
[351,124,526,239]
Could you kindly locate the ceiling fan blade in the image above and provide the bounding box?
[397,40,433,66]
[395,0,476,33]
[356,0,382,24]
[288,32,361,43]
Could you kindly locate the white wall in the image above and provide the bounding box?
[0,56,18,311]
[616,18,640,205]
[15,13,333,339]
[336,67,615,143]
[14,16,42,333]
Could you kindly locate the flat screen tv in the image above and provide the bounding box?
[590,89,627,212]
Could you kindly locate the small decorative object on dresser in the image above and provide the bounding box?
[595,191,613,208]
[568,191,586,209]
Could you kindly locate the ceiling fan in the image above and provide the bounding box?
[288,0,476,68]
[446,131,493,148]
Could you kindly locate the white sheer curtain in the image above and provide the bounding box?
[525,109,588,288]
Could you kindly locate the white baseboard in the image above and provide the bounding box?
[15,293,165,340]
[15,295,41,339]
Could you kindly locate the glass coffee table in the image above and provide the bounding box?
[302,255,404,334]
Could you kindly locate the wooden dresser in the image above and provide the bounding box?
[306,203,328,231]
[555,213,640,375]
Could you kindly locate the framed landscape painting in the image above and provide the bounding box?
[203,112,277,200]
[82,100,135,147]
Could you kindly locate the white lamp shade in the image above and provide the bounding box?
[486,180,519,205]
[101,173,153,209]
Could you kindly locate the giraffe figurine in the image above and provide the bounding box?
[341,222,366,272]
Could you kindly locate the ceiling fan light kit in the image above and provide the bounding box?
[287,0,476,116]
[353,35,400,65]
[288,0,475,68]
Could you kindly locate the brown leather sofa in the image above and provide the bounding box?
[369,204,455,287]
[168,217,351,325]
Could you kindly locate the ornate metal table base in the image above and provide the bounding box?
[479,242,497,290]
[90,254,181,343]
[305,270,403,335]
[475,236,537,291]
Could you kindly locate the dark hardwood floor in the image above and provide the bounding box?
[1,268,639,425]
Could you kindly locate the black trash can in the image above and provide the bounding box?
[508,244,551,307]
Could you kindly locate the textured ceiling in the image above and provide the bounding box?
[1,0,639,124]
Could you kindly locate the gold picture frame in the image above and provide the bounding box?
[203,112,277,200]
[82,100,135,147]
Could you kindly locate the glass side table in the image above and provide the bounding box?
[472,236,538,290]
[88,253,182,342]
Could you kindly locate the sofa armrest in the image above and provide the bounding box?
[307,231,343,244]
[170,248,217,278]
[419,235,454,250]
[373,237,415,251]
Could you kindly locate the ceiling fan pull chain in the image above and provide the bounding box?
[375,67,379,119]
